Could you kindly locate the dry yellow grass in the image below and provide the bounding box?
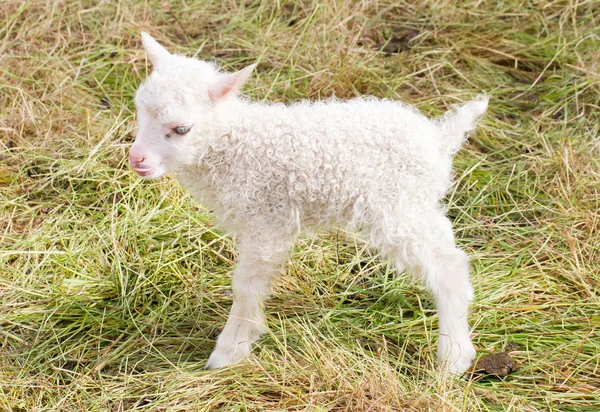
[1,0,599,410]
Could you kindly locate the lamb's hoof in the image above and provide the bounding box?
[447,354,475,377]
[439,342,476,377]
[205,345,250,369]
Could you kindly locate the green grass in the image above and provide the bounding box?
[1,0,599,410]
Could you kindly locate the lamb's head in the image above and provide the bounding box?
[130,32,255,179]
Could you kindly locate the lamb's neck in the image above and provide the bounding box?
[180,98,253,174]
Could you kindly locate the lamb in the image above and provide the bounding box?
[129,32,489,375]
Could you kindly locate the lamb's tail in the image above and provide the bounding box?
[439,95,489,154]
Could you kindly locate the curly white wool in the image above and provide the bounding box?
[131,32,489,375]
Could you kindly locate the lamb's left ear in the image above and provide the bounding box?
[141,31,171,68]
[208,64,257,102]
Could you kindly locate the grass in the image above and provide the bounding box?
[1,0,599,410]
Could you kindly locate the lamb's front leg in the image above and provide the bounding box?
[206,240,290,369]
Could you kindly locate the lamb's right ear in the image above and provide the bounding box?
[208,64,257,103]
[141,32,171,68]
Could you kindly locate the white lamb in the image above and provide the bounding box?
[129,32,488,375]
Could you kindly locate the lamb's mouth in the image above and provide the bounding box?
[130,160,167,178]
[132,167,153,176]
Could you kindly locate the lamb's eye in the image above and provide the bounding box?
[172,125,192,135]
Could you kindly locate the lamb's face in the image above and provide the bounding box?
[129,32,255,180]
[130,73,211,180]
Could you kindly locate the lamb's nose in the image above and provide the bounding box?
[129,155,146,165]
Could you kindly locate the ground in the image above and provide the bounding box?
[1,0,599,411]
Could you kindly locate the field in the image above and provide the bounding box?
[1,0,599,410]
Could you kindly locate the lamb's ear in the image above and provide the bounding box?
[141,32,171,68]
[208,64,257,102]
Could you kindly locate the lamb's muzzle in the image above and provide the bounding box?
[131,31,489,376]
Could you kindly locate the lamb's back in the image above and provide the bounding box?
[192,98,453,233]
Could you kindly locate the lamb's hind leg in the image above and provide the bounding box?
[206,237,291,369]
[388,217,475,375]
[425,245,475,375]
